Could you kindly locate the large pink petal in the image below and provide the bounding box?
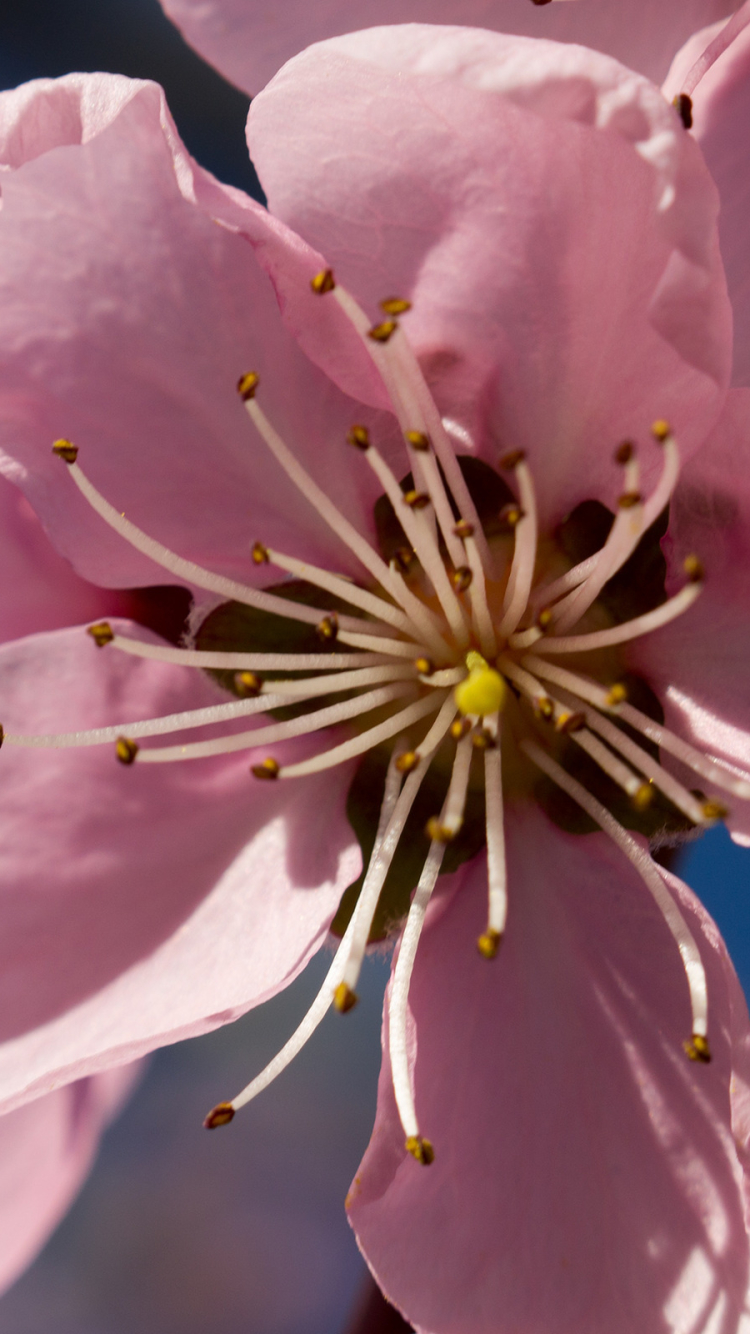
[0,1063,141,1294]
[0,622,359,1111]
[0,75,399,593]
[628,389,750,843]
[665,19,750,387]
[248,27,732,526]
[349,807,750,1334]
[159,0,737,96]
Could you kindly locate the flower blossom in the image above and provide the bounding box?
[1,15,750,1332]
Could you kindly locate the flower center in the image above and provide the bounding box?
[7,270,748,1163]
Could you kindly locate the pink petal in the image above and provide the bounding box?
[628,388,750,845]
[0,75,398,592]
[349,806,750,1334]
[0,1062,142,1294]
[665,18,750,387]
[0,622,358,1111]
[159,0,736,96]
[248,27,732,526]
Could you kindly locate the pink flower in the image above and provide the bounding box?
[1,18,750,1331]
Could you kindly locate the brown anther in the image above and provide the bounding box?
[237,371,260,400]
[498,503,524,528]
[555,710,586,735]
[673,93,693,130]
[451,566,473,593]
[310,268,336,294]
[395,750,420,773]
[450,717,472,741]
[405,430,430,452]
[536,696,554,721]
[403,489,430,510]
[614,440,635,465]
[204,1102,235,1129]
[684,554,704,583]
[632,781,654,812]
[115,736,139,765]
[234,670,261,698]
[367,320,398,343]
[536,606,554,631]
[414,656,434,676]
[333,982,359,1013]
[425,817,454,843]
[52,438,78,464]
[702,799,729,822]
[0,724,4,750]
[684,1033,711,1063]
[499,449,526,470]
[380,297,412,315]
[618,491,642,509]
[347,424,370,450]
[87,621,114,648]
[472,728,496,751]
[316,613,339,642]
[453,520,474,539]
[651,419,671,443]
[531,0,553,5]
[606,683,628,706]
[251,541,269,564]
[405,1135,435,1165]
[477,928,502,959]
[251,757,280,780]
[392,547,415,574]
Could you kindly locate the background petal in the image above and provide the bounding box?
[248,27,732,526]
[159,0,737,96]
[349,807,750,1334]
[0,622,359,1110]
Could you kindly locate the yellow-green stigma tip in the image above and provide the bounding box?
[333,982,359,1013]
[455,656,506,718]
[405,1135,435,1165]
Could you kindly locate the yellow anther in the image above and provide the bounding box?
[450,717,472,741]
[115,736,139,765]
[367,320,398,343]
[499,449,526,470]
[673,93,693,130]
[554,710,585,735]
[536,696,554,721]
[425,817,454,844]
[453,520,474,539]
[310,268,336,294]
[614,440,635,465]
[618,491,642,509]
[237,371,260,400]
[395,750,420,774]
[333,982,359,1013]
[347,424,370,450]
[451,566,473,593]
[471,728,497,751]
[632,781,654,812]
[380,297,412,315]
[684,554,704,583]
[651,419,671,443]
[405,430,430,452]
[52,438,78,464]
[414,656,433,676]
[684,1033,711,1063]
[316,613,339,642]
[702,799,729,822]
[87,621,114,648]
[405,1135,435,1165]
[204,1102,235,1129]
[537,606,554,631]
[251,757,280,780]
[455,656,507,718]
[606,683,628,706]
[477,928,502,959]
[403,489,430,510]
[499,503,523,527]
[234,671,261,698]
[251,541,269,564]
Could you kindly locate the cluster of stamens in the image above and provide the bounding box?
[7,265,750,1168]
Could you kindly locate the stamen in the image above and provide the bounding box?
[497,453,539,636]
[461,531,498,658]
[482,713,507,949]
[533,576,702,655]
[106,632,391,672]
[521,740,709,1046]
[260,546,413,634]
[273,691,448,780]
[680,1,750,98]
